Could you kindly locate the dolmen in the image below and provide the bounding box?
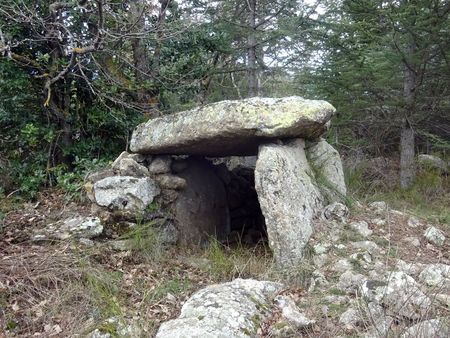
[85,97,346,269]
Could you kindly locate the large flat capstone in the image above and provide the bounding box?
[130,97,335,156]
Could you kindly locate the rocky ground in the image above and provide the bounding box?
[0,190,449,337]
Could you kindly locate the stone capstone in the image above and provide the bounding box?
[255,139,324,269]
[93,176,160,211]
[130,97,335,156]
[155,279,284,338]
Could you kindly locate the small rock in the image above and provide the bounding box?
[118,158,149,177]
[313,254,328,268]
[332,258,353,273]
[111,151,130,170]
[350,251,372,264]
[395,259,425,275]
[32,216,103,241]
[128,153,146,163]
[368,201,388,214]
[371,218,386,226]
[313,243,330,254]
[274,295,316,328]
[351,241,381,255]
[407,216,422,228]
[148,156,172,174]
[424,226,445,246]
[418,264,450,287]
[403,236,421,247]
[321,202,349,222]
[155,174,187,190]
[401,318,449,338]
[350,220,373,237]
[337,271,367,294]
[339,307,360,328]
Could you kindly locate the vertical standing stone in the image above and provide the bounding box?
[255,139,324,269]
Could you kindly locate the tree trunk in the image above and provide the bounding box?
[247,0,259,97]
[400,119,415,189]
[400,40,417,189]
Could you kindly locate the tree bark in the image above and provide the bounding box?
[400,40,417,189]
[400,118,415,189]
[247,0,259,97]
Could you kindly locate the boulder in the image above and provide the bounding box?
[156,279,283,338]
[255,139,324,269]
[174,157,230,245]
[130,97,335,156]
[417,154,448,172]
[401,319,449,338]
[306,139,346,201]
[93,176,160,211]
[148,156,172,174]
[361,271,431,320]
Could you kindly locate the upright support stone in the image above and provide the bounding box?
[255,139,324,269]
[307,139,347,202]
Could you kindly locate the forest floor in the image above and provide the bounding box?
[0,183,449,337]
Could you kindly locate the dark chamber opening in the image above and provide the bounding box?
[215,160,267,246]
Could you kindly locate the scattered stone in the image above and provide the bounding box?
[417,154,449,173]
[351,241,381,255]
[148,156,172,174]
[89,317,142,338]
[424,226,446,246]
[337,271,367,294]
[401,318,449,338]
[108,239,131,251]
[313,243,330,254]
[307,139,347,201]
[395,259,425,275]
[361,271,431,319]
[350,220,373,238]
[403,236,421,247]
[128,153,146,163]
[313,254,328,268]
[255,139,324,268]
[155,174,187,190]
[368,201,388,214]
[371,218,386,227]
[435,293,450,307]
[32,216,103,241]
[118,157,149,177]
[339,307,360,328]
[155,279,284,338]
[407,216,422,228]
[130,96,336,156]
[332,259,353,273]
[321,202,349,222]
[350,251,372,265]
[418,264,450,287]
[274,295,316,329]
[111,151,130,170]
[93,176,160,211]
